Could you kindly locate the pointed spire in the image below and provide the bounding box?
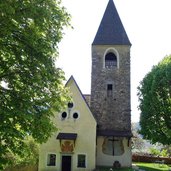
[92,0,131,45]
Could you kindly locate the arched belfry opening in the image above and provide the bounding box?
[105,52,117,68]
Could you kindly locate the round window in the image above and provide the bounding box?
[68,102,74,108]
[61,112,67,119]
[73,112,79,119]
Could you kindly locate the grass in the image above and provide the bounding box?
[96,166,133,171]
[135,162,171,171]
[97,162,171,171]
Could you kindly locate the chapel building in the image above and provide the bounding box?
[38,0,132,170]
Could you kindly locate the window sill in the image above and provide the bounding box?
[77,166,86,168]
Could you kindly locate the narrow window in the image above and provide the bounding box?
[107,84,113,97]
[105,52,117,68]
[47,154,56,166]
[77,154,86,168]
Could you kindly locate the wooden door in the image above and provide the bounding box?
[62,156,71,171]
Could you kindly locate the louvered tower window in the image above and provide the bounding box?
[105,52,117,68]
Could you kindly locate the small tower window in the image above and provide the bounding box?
[107,84,113,97]
[105,52,117,68]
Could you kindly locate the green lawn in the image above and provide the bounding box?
[97,162,171,171]
[135,162,171,171]
[96,166,133,171]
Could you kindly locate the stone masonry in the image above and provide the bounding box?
[90,45,131,132]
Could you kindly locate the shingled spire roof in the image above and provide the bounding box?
[92,0,131,45]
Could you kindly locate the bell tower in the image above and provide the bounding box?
[91,0,132,167]
[91,0,132,138]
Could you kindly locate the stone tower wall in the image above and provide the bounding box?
[90,45,131,131]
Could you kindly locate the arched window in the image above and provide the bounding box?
[105,52,117,68]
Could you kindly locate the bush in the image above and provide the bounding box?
[3,136,39,169]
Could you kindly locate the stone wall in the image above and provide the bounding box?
[90,45,131,131]
[132,154,171,164]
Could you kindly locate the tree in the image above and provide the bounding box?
[0,0,70,168]
[4,136,39,169]
[138,55,171,145]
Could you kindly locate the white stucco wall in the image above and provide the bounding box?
[38,77,97,171]
[96,136,132,168]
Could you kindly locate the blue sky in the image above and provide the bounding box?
[57,0,171,122]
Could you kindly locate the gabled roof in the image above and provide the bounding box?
[92,0,131,45]
[65,76,96,122]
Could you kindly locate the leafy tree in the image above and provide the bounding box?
[0,0,70,169]
[138,55,171,145]
[4,136,39,169]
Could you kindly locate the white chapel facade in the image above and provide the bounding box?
[38,0,132,170]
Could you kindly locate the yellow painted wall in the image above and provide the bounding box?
[96,136,132,167]
[38,77,97,171]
